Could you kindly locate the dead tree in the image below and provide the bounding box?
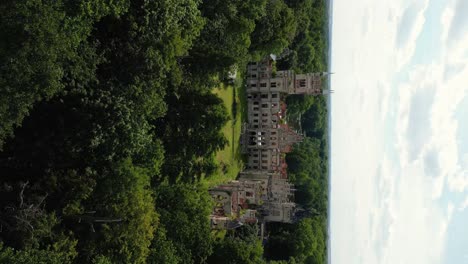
[0,181,48,241]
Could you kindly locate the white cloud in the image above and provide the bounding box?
[392,0,468,199]
[440,5,455,45]
[330,1,401,262]
[394,0,429,69]
[331,0,468,263]
[380,161,452,264]
[459,196,468,212]
[447,0,468,45]
[395,64,440,164]
[447,170,468,194]
[432,3,468,195]
[394,61,468,198]
[441,2,468,68]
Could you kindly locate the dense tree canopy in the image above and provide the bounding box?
[156,87,229,183]
[208,225,264,264]
[287,138,327,213]
[264,218,326,264]
[250,0,297,59]
[208,235,265,264]
[152,184,214,263]
[0,0,130,149]
[0,242,76,264]
[192,0,267,70]
[75,160,158,264]
[0,0,328,262]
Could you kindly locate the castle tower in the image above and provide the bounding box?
[292,72,332,95]
[246,56,333,97]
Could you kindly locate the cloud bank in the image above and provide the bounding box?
[331,0,468,263]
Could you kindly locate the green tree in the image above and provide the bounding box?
[250,0,297,59]
[0,240,77,264]
[264,218,326,263]
[0,0,77,148]
[148,227,182,264]
[208,235,265,264]
[153,183,214,264]
[0,246,67,264]
[78,160,158,264]
[157,89,229,183]
[286,138,327,212]
[291,218,326,264]
[0,0,129,149]
[190,0,267,71]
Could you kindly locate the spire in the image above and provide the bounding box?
[320,72,334,76]
[322,89,334,94]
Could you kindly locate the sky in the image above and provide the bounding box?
[330,0,468,263]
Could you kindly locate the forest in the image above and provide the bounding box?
[0,0,329,263]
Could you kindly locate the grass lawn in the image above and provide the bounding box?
[204,81,244,187]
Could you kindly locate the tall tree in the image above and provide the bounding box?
[250,0,297,59]
[0,242,75,264]
[153,183,213,264]
[76,160,158,264]
[157,88,229,183]
[190,0,267,71]
[0,0,129,149]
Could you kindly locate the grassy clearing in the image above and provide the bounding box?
[204,82,244,187]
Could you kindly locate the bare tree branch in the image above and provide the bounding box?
[18,181,29,208]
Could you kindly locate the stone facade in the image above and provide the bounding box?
[209,56,328,229]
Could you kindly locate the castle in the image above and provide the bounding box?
[209,56,330,230]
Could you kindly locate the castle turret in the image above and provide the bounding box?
[292,72,332,95]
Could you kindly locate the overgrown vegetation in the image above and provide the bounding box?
[0,0,328,263]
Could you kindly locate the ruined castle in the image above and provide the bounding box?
[209,56,330,230]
